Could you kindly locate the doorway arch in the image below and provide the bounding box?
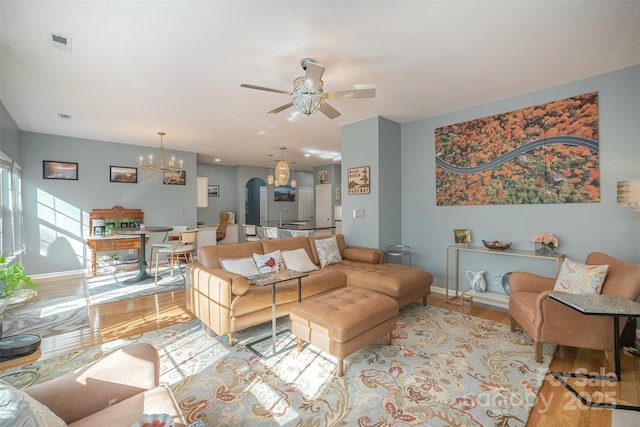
[245,177,266,225]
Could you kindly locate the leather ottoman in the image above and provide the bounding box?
[289,287,399,376]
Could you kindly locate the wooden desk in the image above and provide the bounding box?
[87,206,146,275]
[86,235,148,275]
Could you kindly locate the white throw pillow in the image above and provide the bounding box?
[0,380,67,427]
[282,248,319,273]
[220,257,260,277]
[314,236,342,268]
[553,258,609,295]
[253,250,285,274]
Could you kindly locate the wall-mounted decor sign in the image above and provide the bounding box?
[208,185,219,197]
[318,170,328,184]
[163,170,186,185]
[435,92,600,206]
[110,166,137,183]
[43,161,78,180]
[348,166,370,195]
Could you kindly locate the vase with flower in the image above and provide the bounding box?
[531,233,559,255]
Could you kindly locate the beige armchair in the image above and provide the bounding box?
[24,342,186,426]
[509,252,640,363]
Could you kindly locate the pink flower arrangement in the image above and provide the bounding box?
[531,233,559,248]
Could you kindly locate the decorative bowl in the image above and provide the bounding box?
[482,240,512,250]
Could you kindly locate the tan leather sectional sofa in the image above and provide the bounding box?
[186,234,433,345]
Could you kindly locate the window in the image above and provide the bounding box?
[0,150,24,257]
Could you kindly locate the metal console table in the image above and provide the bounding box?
[445,244,565,306]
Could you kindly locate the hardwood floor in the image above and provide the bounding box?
[2,273,639,426]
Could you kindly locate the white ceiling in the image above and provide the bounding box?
[1,1,639,171]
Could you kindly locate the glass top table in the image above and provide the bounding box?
[549,292,640,411]
[245,269,309,358]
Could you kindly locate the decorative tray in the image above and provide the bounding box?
[482,240,512,250]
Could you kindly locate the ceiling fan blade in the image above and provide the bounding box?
[325,88,376,99]
[304,62,325,85]
[240,84,291,95]
[268,102,294,114]
[319,101,341,119]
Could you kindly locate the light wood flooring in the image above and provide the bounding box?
[2,272,639,426]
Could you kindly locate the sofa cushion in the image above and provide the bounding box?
[282,248,319,273]
[253,250,285,274]
[314,236,343,267]
[0,380,67,427]
[220,257,260,277]
[198,241,263,269]
[553,258,609,295]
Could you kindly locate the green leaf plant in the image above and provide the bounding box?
[0,252,36,299]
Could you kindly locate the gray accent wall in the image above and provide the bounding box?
[0,101,20,160]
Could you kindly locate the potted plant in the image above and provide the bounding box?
[0,252,36,302]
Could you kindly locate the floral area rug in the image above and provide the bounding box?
[85,267,185,305]
[3,304,554,426]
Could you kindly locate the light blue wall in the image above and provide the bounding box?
[20,131,197,274]
[341,116,402,249]
[195,163,239,225]
[401,65,640,292]
[0,101,20,160]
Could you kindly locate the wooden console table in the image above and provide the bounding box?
[86,206,147,275]
[445,244,565,306]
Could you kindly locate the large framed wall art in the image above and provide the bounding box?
[435,92,600,206]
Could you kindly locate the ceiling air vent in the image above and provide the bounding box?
[57,113,72,120]
[47,31,72,52]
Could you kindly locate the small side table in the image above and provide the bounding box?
[386,245,411,265]
[549,292,640,411]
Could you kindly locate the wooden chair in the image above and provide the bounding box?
[154,230,197,284]
[509,252,640,362]
[147,226,188,273]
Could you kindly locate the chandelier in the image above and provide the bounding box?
[290,161,297,188]
[274,147,290,186]
[139,132,183,183]
[292,76,323,115]
[266,154,274,185]
[617,179,640,212]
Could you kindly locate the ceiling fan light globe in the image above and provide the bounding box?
[292,80,323,115]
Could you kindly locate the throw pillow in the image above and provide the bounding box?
[253,250,285,274]
[220,257,260,277]
[314,236,342,268]
[553,258,609,295]
[0,380,67,427]
[282,248,319,273]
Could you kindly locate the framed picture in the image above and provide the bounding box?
[318,170,328,184]
[347,166,370,195]
[109,166,137,183]
[43,161,78,180]
[163,170,186,185]
[454,228,471,244]
[274,184,296,202]
[208,184,219,197]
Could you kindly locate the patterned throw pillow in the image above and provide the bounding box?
[314,236,342,268]
[282,248,319,273]
[220,257,260,277]
[253,250,285,274]
[0,380,67,427]
[553,258,609,295]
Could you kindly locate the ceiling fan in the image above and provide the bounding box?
[240,58,375,119]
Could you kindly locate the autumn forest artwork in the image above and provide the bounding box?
[435,92,600,206]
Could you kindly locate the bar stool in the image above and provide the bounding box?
[386,244,411,265]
